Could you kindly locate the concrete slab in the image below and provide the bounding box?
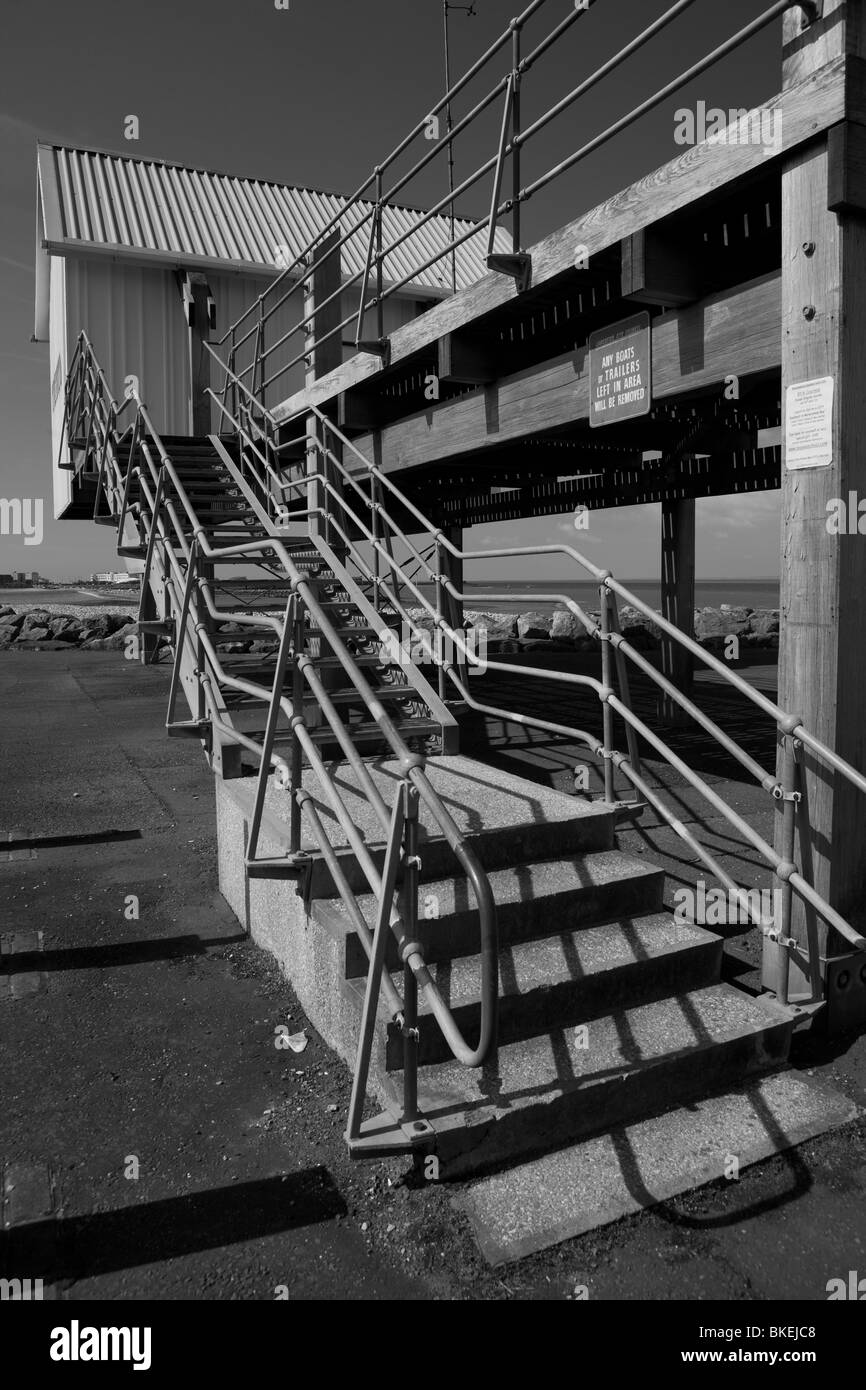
[458,1069,860,1265]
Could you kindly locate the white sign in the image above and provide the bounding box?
[785,376,834,470]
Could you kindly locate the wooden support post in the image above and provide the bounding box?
[179,272,215,437]
[659,497,695,727]
[304,230,347,710]
[305,230,342,543]
[771,0,866,1020]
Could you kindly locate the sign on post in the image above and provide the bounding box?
[785,377,834,470]
[588,311,652,428]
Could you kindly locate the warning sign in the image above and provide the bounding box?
[588,311,652,428]
[785,377,834,470]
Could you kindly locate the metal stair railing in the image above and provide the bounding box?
[211,0,819,410]
[211,383,864,1014]
[62,331,499,1157]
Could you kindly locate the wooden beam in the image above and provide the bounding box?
[827,118,866,213]
[346,273,780,476]
[437,332,497,385]
[338,391,379,435]
[430,450,780,526]
[621,227,700,307]
[273,55,856,425]
[774,0,866,1018]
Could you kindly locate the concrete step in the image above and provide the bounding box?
[331,851,665,977]
[347,914,722,1070]
[293,755,617,897]
[457,1068,859,1264]
[386,984,794,1172]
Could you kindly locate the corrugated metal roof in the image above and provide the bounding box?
[37,143,506,295]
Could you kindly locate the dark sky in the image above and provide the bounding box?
[1,0,784,580]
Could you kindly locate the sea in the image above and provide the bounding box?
[0,586,139,608]
[418,578,780,616]
[1,579,780,617]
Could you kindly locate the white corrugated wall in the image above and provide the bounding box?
[64,257,190,438]
[49,256,70,520]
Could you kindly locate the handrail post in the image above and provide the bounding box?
[599,580,616,803]
[247,594,295,862]
[401,782,421,1124]
[436,537,446,704]
[346,789,406,1144]
[511,18,522,256]
[772,730,805,1006]
[375,167,385,349]
[607,588,643,790]
[290,595,305,854]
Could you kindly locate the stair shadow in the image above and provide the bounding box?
[0,1170,346,1283]
[606,1082,813,1230]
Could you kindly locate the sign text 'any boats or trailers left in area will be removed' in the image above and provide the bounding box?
[588,311,652,428]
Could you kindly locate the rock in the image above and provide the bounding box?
[550,609,595,643]
[20,610,51,631]
[18,626,51,643]
[618,606,662,650]
[49,617,82,641]
[517,610,553,640]
[0,605,16,619]
[695,606,751,640]
[81,621,138,652]
[0,611,24,631]
[77,615,115,640]
[749,609,780,637]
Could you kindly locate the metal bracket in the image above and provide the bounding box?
[788,1,822,24]
[345,1111,435,1159]
[486,252,532,293]
[357,338,391,366]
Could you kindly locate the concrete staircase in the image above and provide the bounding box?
[219,754,797,1182]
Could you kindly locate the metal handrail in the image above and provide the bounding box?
[290,406,866,979]
[201,326,866,1009]
[64,335,500,1145]
[212,0,813,409]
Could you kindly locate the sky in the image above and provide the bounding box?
[0,0,784,581]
